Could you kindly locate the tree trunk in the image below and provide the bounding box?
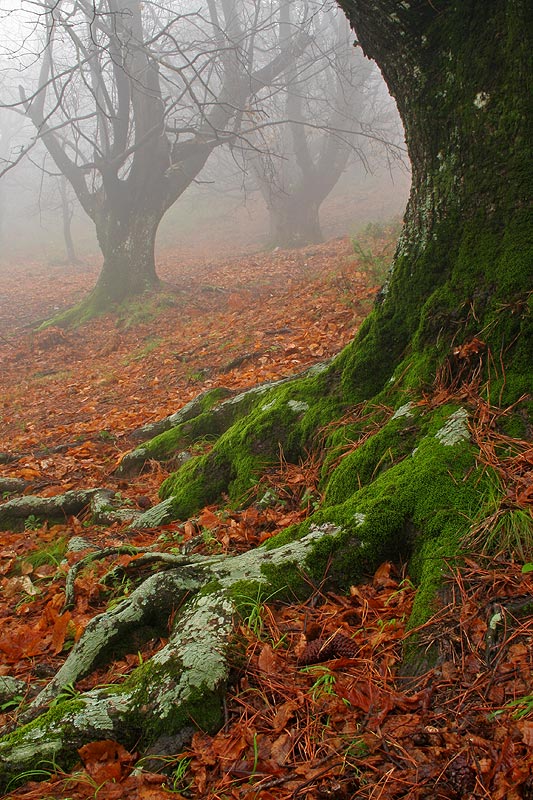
[59,177,79,265]
[89,208,162,309]
[335,0,532,403]
[268,191,323,248]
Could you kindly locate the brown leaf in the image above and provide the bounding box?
[2,575,40,598]
[78,739,134,783]
[270,732,293,765]
[516,720,533,747]
[271,700,299,733]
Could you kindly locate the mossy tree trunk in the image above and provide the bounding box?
[91,205,163,306]
[335,0,532,403]
[1,0,531,789]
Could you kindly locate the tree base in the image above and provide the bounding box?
[40,281,186,329]
[1,291,530,788]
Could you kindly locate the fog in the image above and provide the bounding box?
[0,0,410,274]
[0,153,409,267]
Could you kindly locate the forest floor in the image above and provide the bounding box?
[0,225,532,800]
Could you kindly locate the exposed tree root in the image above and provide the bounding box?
[0,522,344,788]
[63,546,149,610]
[0,488,140,531]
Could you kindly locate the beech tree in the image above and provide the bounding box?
[251,8,397,247]
[0,0,531,789]
[0,0,314,316]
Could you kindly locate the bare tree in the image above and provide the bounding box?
[1,0,315,317]
[0,109,22,249]
[248,5,402,248]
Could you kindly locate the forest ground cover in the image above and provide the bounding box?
[0,224,532,799]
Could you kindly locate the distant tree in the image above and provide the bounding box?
[0,0,315,318]
[0,110,21,249]
[248,6,402,248]
[55,176,79,265]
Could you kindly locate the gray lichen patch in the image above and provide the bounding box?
[213,523,342,588]
[287,400,310,413]
[392,402,414,420]
[0,477,28,496]
[131,591,236,729]
[0,676,25,705]
[90,489,140,525]
[75,690,133,730]
[67,536,95,552]
[130,497,176,529]
[434,408,470,446]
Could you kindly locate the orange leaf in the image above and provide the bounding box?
[51,610,72,655]
[197,508,219,530]
[78,739,134,783]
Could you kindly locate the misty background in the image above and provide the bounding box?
[0,1,410,271]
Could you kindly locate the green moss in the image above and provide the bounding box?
[199,387,234,412]
[259,561,309,602]
[292,407,483,624]
[159,370,350,518]
[124,655,223,739]
[0,697,95,787]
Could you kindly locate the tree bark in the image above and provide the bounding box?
[90,208,162,307]
[59,177,79,265]
[268,191,322,248]
[335,0,532,403]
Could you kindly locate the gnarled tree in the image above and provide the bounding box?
[1,0,314,316]
[0,0,531,789]
[251,6,400,248]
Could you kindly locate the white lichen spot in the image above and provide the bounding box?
[261,400,276,412]
[307,523,341,536]
[306,361,329,376]
[67,536,94,552]
[74,694,127,730]
[225,381,281,406]
[132,497,175,529]
[287,400,309,413]
[353,512,366,528]
[391,402,414,421]
[473,91,490,109]
[435,408,470,446]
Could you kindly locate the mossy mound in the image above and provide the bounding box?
[143,336,522,646]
